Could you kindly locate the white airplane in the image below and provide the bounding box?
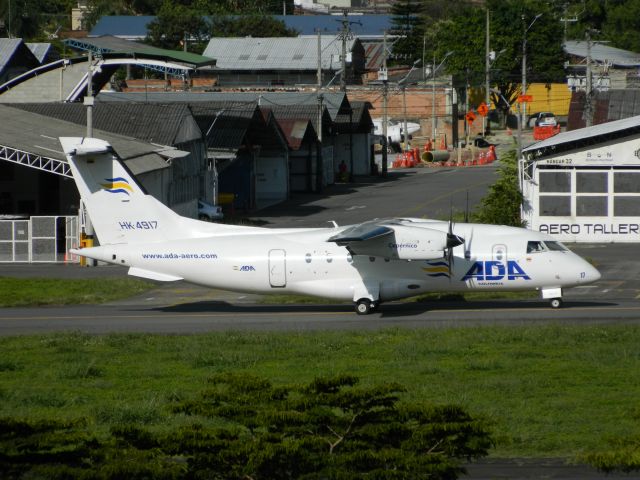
[61,136,601,314]
[372,118,421,147]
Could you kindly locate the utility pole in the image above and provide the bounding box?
[316,29,324,192]
[521,13,542,127]
[381,30,389,175]
[484,8,490,137]
[317,29,322,87]
[431,52,436,142]
[317,92,324,192]
[585,30,593,127]
[336,10,360,92]
[339,10,349,92]
[85,50,93,138]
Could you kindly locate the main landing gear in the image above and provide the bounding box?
[355,298,379,315]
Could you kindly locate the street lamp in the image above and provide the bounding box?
[522,13,542,125]
[398,58,422,151]
[484,48,506,137]
[426,51,453,143]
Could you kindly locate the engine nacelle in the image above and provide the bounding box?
[350,225,448,260]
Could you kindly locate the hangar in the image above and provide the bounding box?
[0,105,176,262]
[521,115,640,242]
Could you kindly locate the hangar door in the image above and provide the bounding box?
[255,156,287,209]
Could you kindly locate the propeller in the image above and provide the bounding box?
[464,190,469,223]
[445,212,464,277]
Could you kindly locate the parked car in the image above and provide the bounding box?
[198,200,223,221]
[529,112,558,128]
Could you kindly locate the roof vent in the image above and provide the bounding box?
[239,54,250,60]
[257,54,267,61]
[292,54,304,60]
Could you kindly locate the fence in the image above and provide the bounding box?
[0,216,79,263]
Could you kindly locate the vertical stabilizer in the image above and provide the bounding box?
[60,137,185,245]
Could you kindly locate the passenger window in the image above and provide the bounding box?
[527,241,545,253]
[544,241,567,251]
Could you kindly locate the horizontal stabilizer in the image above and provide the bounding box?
[128,267,183,282]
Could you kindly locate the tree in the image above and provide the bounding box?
[193,0,295,15]
[210,15,298,38]
[389,0,425,63]
[473,149,524,227]
[167,373,493,479]
[146,0,209,51]
[424,0,566,119]
[84,0,163,31]
[0,375,493,479]
[602,0,640,52]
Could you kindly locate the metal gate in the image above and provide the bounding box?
[0,216,79,263]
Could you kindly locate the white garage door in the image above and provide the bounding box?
[255,156,288,209]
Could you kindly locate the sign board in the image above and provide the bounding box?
[517,95,533,103]
[465,111,476,124]
[477,102,488,117]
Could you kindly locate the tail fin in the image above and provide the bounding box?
[60,137,185,245]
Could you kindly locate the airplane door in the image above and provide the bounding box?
[492,244,507,262]
[269,249,286,288]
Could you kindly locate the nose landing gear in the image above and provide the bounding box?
[549,298,563,309]
[542,287,563,309]
[355,298,380,315]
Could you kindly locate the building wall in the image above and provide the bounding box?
[525,83,572,117]
[522,135,640,242]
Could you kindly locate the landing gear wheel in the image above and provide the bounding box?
[355,298,372,315]
[550,298,563,309]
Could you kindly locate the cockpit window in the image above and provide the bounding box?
[527,241,545,253]
[544,241,568,251]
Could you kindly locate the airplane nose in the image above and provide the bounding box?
[581,261,601,284]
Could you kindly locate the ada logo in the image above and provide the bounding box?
[234,265,256,272]
[462,261,530,281]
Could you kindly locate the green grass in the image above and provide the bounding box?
[1,326,639,459]
[0,277,155,307]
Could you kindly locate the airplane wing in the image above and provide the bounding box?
[328,221,449,260]
[328,221,393,245]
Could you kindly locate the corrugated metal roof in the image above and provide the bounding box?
[188,101,258,150]
[273,14,392,37]
[362,41,384,71]
[267,104,327,140]
[564,40,640,67]
[11,102,200,146]
[91,14,392,39]
[97,91,350,121]
[0,104,168,174]
[91,15,156,38]
[66,36,216,67]
[335,100,373,133]
[523,114,640,153]
[202,36,355,70]
[276,118,316,150]
[0,38,23,71]
[25,43,55,63]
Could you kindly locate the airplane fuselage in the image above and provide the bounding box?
[84,221,599,303]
